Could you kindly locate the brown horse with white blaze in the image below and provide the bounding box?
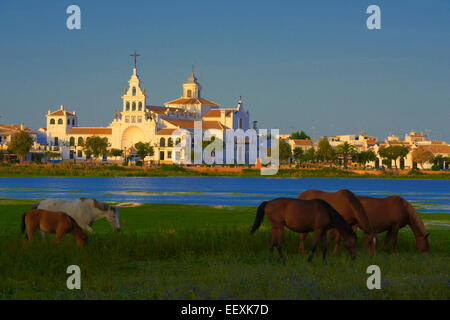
[251,198,357,263]
[21,209,87,246]
[357,195,430,253]
[297,189,376,255]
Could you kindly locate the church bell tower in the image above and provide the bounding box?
[120,51,147,124]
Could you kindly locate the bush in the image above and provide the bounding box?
[108,164,126,171]
[431,164,440,171]
[407,168,424,176]
[160,164,186,172]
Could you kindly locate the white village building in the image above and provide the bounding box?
[44,58,251,164]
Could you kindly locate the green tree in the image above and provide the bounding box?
[293,147,303,162]
[110,148,124,159]
[7,131,34,163]
[382,158,391,168]
[317,137,335,164]
[290,130,311,140]
[279,139,292,163]
[412,147,434,170]
[335,142,355,168]
[303,147,316,163]
[378,145,409,170]
[134,142,154,164]
[83,136,109,162]
[432,154,446,170]
[355,150,377,168]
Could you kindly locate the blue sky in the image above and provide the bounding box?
[0,0,449,141]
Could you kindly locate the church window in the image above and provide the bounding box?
[78,137,83,146]
[50,119,55,125]
[137,116,142,123]
[176,138,181,145]
[132,102,136,111]
[125,116,130,123]
[138,102,142,111]
[69,137,75,147]
[72,119,75,125]
[167,151,172,159]
[126,102,130,111]
[77,150,82,158]
[187,90,192,98]
[131,116,136,123]
[239,118,243,129]
[160,138,165,147]
[132,87,136,96]
[160,151,165,160]
[58,119,63,125]
[168,138,173,147]
[54,137,59,146]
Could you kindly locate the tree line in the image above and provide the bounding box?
[3,131,449,170]
[279,136,447,170]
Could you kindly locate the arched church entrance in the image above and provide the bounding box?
[121,126,145,151]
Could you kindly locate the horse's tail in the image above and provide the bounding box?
[251,201,268,234]
[21,211,27,237]
[317,199,354,236]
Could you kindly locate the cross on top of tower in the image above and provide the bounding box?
[130,51,140,69]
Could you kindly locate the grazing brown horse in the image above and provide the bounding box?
[251,198,357,263]
[297,189,376,255]
[357,195,430,253]
[21,209,87,246]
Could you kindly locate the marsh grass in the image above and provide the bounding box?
[0,227,448,299]
[0,200,448,299]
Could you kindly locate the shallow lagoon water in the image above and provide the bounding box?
[0,177,449,213]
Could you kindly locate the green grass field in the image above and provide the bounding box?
[0,199,448,299]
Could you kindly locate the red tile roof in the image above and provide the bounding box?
[292,139,312,145]
[156,128,178,135]
[418,145,450,155]
[165,98,219,106]
[0,124,36,134]
[203,109,234,118]
[146,106,171,114]
[48,110,75,117]
[164,119,228,130]
[67,127,112,135]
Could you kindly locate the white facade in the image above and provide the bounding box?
[44,63,252,163]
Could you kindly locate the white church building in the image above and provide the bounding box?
[44,58,251,164]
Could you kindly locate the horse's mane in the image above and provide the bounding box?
[399,196,427,236]
[338,189,374,234]
[316,199,355,236]
[64,213,82,228]
[80,197,112,211]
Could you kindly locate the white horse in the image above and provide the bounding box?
[32,198,121,233]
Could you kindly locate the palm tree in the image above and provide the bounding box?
[335,142,355,168]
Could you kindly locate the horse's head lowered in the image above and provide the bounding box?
[105,206,121,232]
[83,198,121,232]
[416,233,430,253]
[342,231,357,260]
